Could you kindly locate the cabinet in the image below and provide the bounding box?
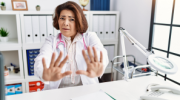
[0,11,119,93]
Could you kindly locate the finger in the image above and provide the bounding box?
[92,47,98,62]
[82,50,90,64]
[50,52,56,68]
[76,70,89,76]
[87,46,94,63]
[54,51,63,67]
[42,57,47,70]
[58,55,68,69]
[60,71,72,78]
[100,51,103,63]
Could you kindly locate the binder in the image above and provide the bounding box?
[106,0,110,10]
[104,15,110,39]
[109,45,115,62]
[54,28,60,36]
[46,16,54,36]
[85,15,89,32]
[27,49,40,76]
[39,16,47,43]
[32,16,40,43]
[104,45,110,67]
[100,0,104,10]
[92,15,99,37]
[110,15,116,39]
[24,16,33,43]
[98,15,104,39]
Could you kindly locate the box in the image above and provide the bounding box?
[29,86,42,92]
[29,81,41,87]
[6,85,15,95]
[15,84,22,94]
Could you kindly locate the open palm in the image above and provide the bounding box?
[76,46,103,78]
[42,51,72,81]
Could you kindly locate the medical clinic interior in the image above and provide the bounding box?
[1,0,180,100]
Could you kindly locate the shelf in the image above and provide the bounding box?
[20,11,54,15]
[0,38,21,50]
[0,11,19,15]
[5,72,24,84]
[25,76,40,82]
[22,43,43,49]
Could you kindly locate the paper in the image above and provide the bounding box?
[71,90,115,100]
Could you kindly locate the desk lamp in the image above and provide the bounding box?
[119,27,178,80]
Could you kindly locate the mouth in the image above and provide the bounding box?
[62,28,70,31]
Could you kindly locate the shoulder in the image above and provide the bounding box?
[45,35,57,43]
[83,31,98,39]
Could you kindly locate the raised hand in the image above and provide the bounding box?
[42,51,72,81]
[76,46,103,78]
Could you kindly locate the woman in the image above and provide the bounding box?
[34,1,108,90]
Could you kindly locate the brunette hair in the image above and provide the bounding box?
[53,1,88,33]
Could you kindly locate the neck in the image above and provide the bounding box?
[70,33,76,42]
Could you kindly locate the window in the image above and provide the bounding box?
[149,0,180,85]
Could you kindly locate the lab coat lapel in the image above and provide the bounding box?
[57,35,67,73]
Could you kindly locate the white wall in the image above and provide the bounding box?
[114,0,152,65]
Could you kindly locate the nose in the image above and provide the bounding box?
[64,19,69,26]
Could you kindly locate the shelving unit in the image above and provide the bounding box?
[0,11,22,47]
[1,11,119,93]
[1,46,24,83]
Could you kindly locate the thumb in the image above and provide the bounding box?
[61,71,72,78]
[76,70,89,76]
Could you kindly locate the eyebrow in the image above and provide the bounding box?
[60,15,74,18]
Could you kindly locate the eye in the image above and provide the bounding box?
[70,19,74,21]
[60,17,64,20]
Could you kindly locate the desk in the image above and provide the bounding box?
[6,76,179,100]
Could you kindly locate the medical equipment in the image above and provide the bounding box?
[56,33,87,50]
[112,27,178,81]
[140,83,180,100]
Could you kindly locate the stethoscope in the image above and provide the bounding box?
[56,33,87,84]
[56,33,87,57]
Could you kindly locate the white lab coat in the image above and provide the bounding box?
[34,32,109,90]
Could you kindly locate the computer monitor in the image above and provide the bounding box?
[0,52,5,100]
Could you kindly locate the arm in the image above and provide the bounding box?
[34,36,72,82]
[76,32,109,78]
[34,36,54,82]
[87,32,109,77]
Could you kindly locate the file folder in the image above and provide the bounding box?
[24,16,33,43]
[46,16,54,36]
[109,45,115,63]
[110,15,116,39]
[32,16,40,43]
[54,28,60,36]
[85,14,89,32]
[98,15,104,39]
[104,45,110,67]
[92,15,99,37]
[104,15,110,39]
[39,16,47,43]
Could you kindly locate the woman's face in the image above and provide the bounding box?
[58,9,76,38]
